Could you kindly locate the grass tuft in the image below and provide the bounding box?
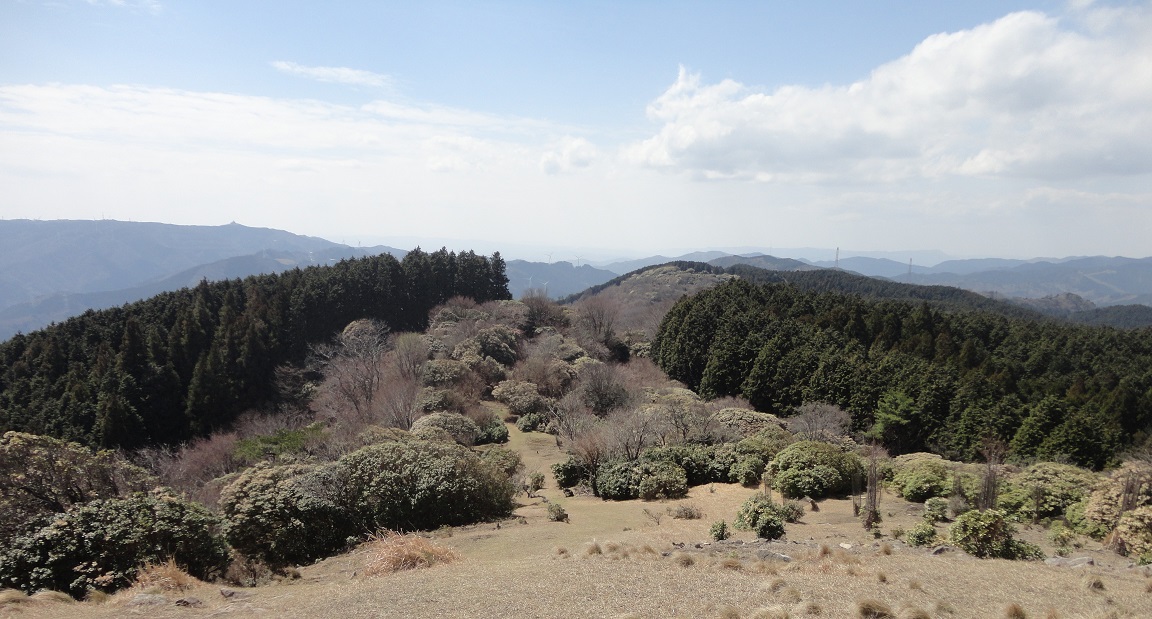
[674,553,695,567]
[749,607,792,619]
[877,571,888,584]
[719,557,743,571]
[908,579,923,591]
[1084,576,1105,592]
[585,541,603,556]
[900,607,930,619]
[1003,602,1027,619]
[0,590,30,606]
[28,591,73,604]
[879,542,892,555]
[857,599,895,618]
[363,531,458,575]
[133,558,203,592]
[718,605,742,619]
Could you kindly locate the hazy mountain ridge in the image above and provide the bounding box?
[504,260,619,300]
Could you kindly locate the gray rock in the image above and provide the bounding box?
[755,550,793,562]
[1066,557,1095,568]
[175,597,203,608]
[930,545,956,555]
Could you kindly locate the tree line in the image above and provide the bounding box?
[651,279,1152,468]
[0,248,510,450]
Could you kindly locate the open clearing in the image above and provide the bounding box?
[4,423,1151,619]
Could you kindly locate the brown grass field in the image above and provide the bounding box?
[3,423,1151,619]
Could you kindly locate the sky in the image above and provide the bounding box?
[1,0,1151,262]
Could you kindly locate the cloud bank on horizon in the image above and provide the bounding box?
[1,1,1150,259]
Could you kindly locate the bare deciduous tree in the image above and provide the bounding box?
[788,402,851,442]
[378,372,422,430]
[391,332,429,383]
[311,319,391,419]
[608,406,660,460]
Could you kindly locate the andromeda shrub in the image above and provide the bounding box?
[0,431,155,546]
[219,463,351,567]
[410,412,479,446]
[636,461,689,501]
[492,380,549,415]
[890,453,952,503]
[1115,506,1152,561]
[998,462,1100,521]
[594,460,640,500]
[733,495,787,540]
[551,455,590,489]
[906,521,939,547]
[0,492,230,598]
[948,509,1044,560]
[770,441,861,499]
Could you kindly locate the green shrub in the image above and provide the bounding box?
[733,495,788,540]
[923,497,949,522]
[422,359,469,388]
[234,423,326,463]
[474,417,509,445]
[595,460,640,501]
[776,500,806,523]
[770,441,861,499]
[0,431,155,546]
[335,440,516,533]
[728,454,767,487]
[637,461,689,501]
[905,521,938,547]
[891,455,951,503]
[515,412,547,433]
[547,502,568,522]
[410,412,479,446]
[998,462,1100,521]
[480,447,523,478]
[0,492,230,598]
[710,520,730,541]
[734,426,796,463]
[1067,462,1152,539]
[552,456,590,489]
[219,463,352,567]
[1115,506,1152,558]
[640,444,717,486]
[948,509,1044,560]
[492,380,549,415]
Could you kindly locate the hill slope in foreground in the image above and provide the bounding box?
[6,418,1150,619]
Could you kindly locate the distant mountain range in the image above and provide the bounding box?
[0,220,404,339]
[3,220,1151,341]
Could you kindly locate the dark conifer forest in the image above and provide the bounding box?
[0,249,510,450]
[651,278,1152,469]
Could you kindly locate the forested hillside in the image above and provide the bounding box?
[651,279,1152,468]
[0,248,509,450]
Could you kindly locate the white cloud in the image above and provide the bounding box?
[271,61,393,89]
[624,5,1152,184]
[540,137,597,174]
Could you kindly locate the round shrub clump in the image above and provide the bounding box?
[636,461,689,501]
[492,380,549,415]
[890,454,952,503]
[948,509,1044,560]
[924,497,950,522]
[594,460,640,500]
[998,462,1100,521]
[1115,505,1152,561]
[906,521,939,547]
[640,444,718,486]
[729,454,767,487]
[733,495,792,540]
[220,463,353,567]
[552,455,590,489]
[769,441,861,499]
[410,412,479,446]
[0,492,230,598]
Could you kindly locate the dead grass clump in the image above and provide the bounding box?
[879,542,892,555]
[1145,579,1152,593]
[767,578,788,593]
[554,546,569,558]
[28,591,72,604]
[834,549,861,564]
[674,553,695,567]
[934,600,955,615]
[0,590,31,607]
[816,544,831,559]
[133,558,203,593]
[857,599,895,618]
[908,579,923,591]
[669,503,704,519]
[586,541,604,556]
[363,531,458,575]
[1085,576,1106,592]
[604,541,622,553]
[1004,603,1027,619]
[800,601,823,615]
[719,557,744,571]
[877,571,888,583]
[900,607,930,619]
